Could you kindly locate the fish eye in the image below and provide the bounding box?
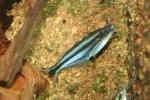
[104,28,109,34]
[105,25,115,34]
[109,28,112,32]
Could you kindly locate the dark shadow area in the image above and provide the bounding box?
[0,0,22,34]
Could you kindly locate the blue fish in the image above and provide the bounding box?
[42,25,115,81]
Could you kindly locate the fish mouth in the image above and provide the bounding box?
[110,24,115,30]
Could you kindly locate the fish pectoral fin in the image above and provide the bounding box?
[53,69,62,83]
[53,72,58,82]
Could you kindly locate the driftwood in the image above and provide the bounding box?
[0,0,12,55]
[0,64,48,100]
[0,0,48,100]
[0,35,10,55]
[0,0,47,86]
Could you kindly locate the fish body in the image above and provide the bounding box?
[42,25,115,81]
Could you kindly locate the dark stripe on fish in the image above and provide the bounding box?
[42,24,115,81]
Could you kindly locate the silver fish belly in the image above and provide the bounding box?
[42,25,115,81]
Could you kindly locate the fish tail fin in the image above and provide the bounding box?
[42,67,57,77]
[42,67,59,82]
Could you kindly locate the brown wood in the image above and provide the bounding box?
[0,0,11,56]
[0,1,48,100]
[0,64,48,100]
[0,0,47,86]
[0,35,10,55]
